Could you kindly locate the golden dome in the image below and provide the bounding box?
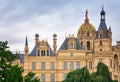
[78,10,95,33]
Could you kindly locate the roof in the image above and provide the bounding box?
[30,42,55,56]
[14,54,24,63]
[59,38,84,50]
[96,21,109,38]
[19,54,24,63]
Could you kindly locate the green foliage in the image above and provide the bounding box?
[4,65,24,82]
[0,41,24,82]
[24,72,40,82]
[0,41,40,82]
[63,62,118,82]
[63,67,90,82]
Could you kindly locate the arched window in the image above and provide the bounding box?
[81,41,83,46]
[87,41,90,50]
[100,34,102,39]
[114,54,118,70]
[87,32,89,37]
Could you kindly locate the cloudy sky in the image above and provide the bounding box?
[0,0,120,53]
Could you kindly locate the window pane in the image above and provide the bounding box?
[63,73,67,80]
[63,62,67,70]
[37,50,40,56]
[76,62,80,69]
[51,73,54,82]
[51,62,55,70]
[32,62,36,70]
[89,61,92,69]
[70,62,74,70]
[110,59,112,67]
[41,74,45,82]
[99,58,102,62]
[41,62,45,70]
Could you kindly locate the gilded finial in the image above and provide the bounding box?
[85,9,89,23]
[85,9,88,18]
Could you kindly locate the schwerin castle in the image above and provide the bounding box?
[15,6,120,82]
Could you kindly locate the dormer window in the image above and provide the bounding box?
[47,50,49,56]
[68,41,76,49]
[41,50,45,56]
[69,42,74,48]
[38,50,40,56]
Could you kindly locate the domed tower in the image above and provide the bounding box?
[94,6,112,52]
[77,10,96,52]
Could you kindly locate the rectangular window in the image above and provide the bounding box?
[51,73,54,82]
[110,59,112,67]
[63,73,67,80]
[41,74,45,82]
[89,61,92,69]
[47,50,49,56]
[41,50,45,56]
[41,62,45,70]
[51,62,55,70]
[32,62,36,70]
[99,58,102,63]
[76,62,80,69]
[70,62,74,70]
[63,62,67,70]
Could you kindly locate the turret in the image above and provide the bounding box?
[53,33,57,54]
[24,36,29,55]
[95,6,112,52]
[35,33,39,45]
[77,10,95,52]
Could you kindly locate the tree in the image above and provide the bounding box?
[24,72,40,82]
[63,62,118,82]
[89,62,118,82]
[63,67,90,82]
[0,41,40,82]
[0,41,24,82]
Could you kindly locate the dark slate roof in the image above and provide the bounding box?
[30,42,55,56]
[29,46,36,56]
[96,21,109,38]
[59,38,84,50]
[19,54,24,63]
[14,54,24,63]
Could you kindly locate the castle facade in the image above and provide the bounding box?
[16,7,120,82]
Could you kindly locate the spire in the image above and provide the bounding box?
[25,36,28,46]
[85,9,89,23]
[100,5,105,21]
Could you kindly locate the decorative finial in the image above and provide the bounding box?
[102,5,104,11]
[100,5,105,21]
[85,9,89,23]
[25,36,28,46]
[85,9,88,18]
